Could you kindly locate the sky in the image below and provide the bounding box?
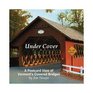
[26,9,69,24]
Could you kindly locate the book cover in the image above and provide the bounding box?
[10,9,84,83]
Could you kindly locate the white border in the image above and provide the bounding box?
[0,0,93,93]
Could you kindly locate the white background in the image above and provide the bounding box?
[0,0,93,93]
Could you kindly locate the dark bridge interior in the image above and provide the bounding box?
[21,36,61,67]
[22,36,60,55]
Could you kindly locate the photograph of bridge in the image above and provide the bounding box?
[10,9,84,83]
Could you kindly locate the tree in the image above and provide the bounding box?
[58,9,84,33]
[58,12,66,25]
[45,9,53,13]
[67,9,83,33]
[10,9,32,41]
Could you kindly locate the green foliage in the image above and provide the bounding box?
[10,9,32,41]
[45,9,53,13]
[58,12,66,25]
[58,9,84,33]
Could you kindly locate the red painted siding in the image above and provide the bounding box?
[65,41,84,72]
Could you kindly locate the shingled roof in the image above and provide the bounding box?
[40,16,83,41]
[11,16,83,43]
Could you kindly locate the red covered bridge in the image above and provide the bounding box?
[10,16,84,71]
